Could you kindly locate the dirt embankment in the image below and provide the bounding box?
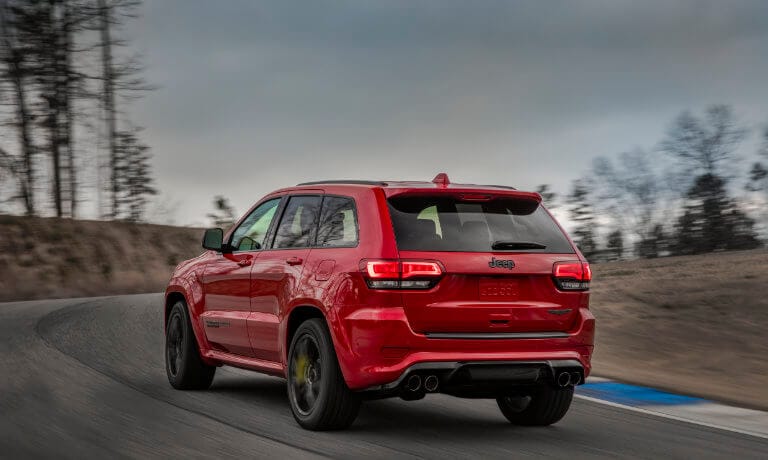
[0,215,202,302]
[2,215,766,408]
[590,248,768,410]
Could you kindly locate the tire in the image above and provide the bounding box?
[496,386,573,426]
[287,318,361,430]
[165,301,216,390]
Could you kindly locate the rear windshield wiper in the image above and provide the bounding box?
[491,241,547,250]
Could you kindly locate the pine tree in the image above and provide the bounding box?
[606,229,624,261]
[672,174,760,254]
[636,224,667,259]
[567,180,598,259]
[115,128,155,221]
[207,196,238,229]
[535,184,557,209]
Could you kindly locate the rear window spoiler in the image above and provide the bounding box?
[384,188,542,203]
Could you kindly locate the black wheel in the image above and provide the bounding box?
[287,318,361,430]
[496,386,573,426]
[165,301,216,390]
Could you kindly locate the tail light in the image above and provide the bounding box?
[361,259,443,290]
[553,261,591,291]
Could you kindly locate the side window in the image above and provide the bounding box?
[317,196,358,247]
[273,196,322,249]
[230,198,281,251]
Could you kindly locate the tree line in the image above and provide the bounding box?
[540,105,768,261]
[0,0,154,221]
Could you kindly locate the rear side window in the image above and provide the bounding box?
[273,196,322,248]
[316,196,358,247]
[388,196,574,253]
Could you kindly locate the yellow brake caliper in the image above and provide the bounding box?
[294,354,308,384]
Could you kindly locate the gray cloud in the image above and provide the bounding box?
[126,0,768,224]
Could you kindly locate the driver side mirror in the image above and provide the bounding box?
[202,228,224,251]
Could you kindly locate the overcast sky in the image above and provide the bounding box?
[124,0,768,226]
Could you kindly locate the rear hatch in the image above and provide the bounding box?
[387,192,585,335]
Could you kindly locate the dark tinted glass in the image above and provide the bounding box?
[317,196,358,247]
[388,196,574,253]
[273,196,322,248]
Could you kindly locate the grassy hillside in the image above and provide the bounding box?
[2,215,766,408]
[0,215,202,302]
[590,248,768,410]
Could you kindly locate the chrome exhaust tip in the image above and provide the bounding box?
[570,372,582,385]
[405,374,422,392]
[424,375,439,392]
[556,372,571,387]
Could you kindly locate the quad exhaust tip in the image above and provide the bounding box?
[405,374,422,392]
[424,375,439,392]
[570,372,582,385]
[555,371,582,387]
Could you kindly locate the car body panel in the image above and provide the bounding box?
[164,177,594,391]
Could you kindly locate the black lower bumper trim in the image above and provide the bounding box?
[361,359,584,394]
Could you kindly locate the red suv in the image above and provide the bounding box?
[164,174,594,430]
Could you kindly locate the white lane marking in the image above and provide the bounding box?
[643,402,768,439]
[575,394,768,440]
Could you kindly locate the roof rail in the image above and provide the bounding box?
[296,180,388,186]
[483,184,517,190]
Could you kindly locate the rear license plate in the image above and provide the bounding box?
[479,278,519,299]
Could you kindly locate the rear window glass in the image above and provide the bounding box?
[388,196,574,253]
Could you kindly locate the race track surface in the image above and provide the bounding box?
[1,294,767,459]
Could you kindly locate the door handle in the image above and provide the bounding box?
[237,259,252,267]
[286,257,303,266]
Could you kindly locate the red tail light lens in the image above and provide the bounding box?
[401,261,442,278]
[553,261,591,291]
[365,260,401,278]
[362,260,443,289]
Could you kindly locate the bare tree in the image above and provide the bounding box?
[660,105,747,179]
[0,2,36,215]
[92,0,146,218]
[746,126,768,236]
[0,0,153,220]
[747,126,768,193]
[7,0,89,218]
[589,149,675,257]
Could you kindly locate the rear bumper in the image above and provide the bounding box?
[332,306,595,390]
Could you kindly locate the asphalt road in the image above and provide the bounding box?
[1,294,767,459]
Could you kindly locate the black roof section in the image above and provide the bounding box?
[296,180,388,186]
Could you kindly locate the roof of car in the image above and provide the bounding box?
[295,173,518,191]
